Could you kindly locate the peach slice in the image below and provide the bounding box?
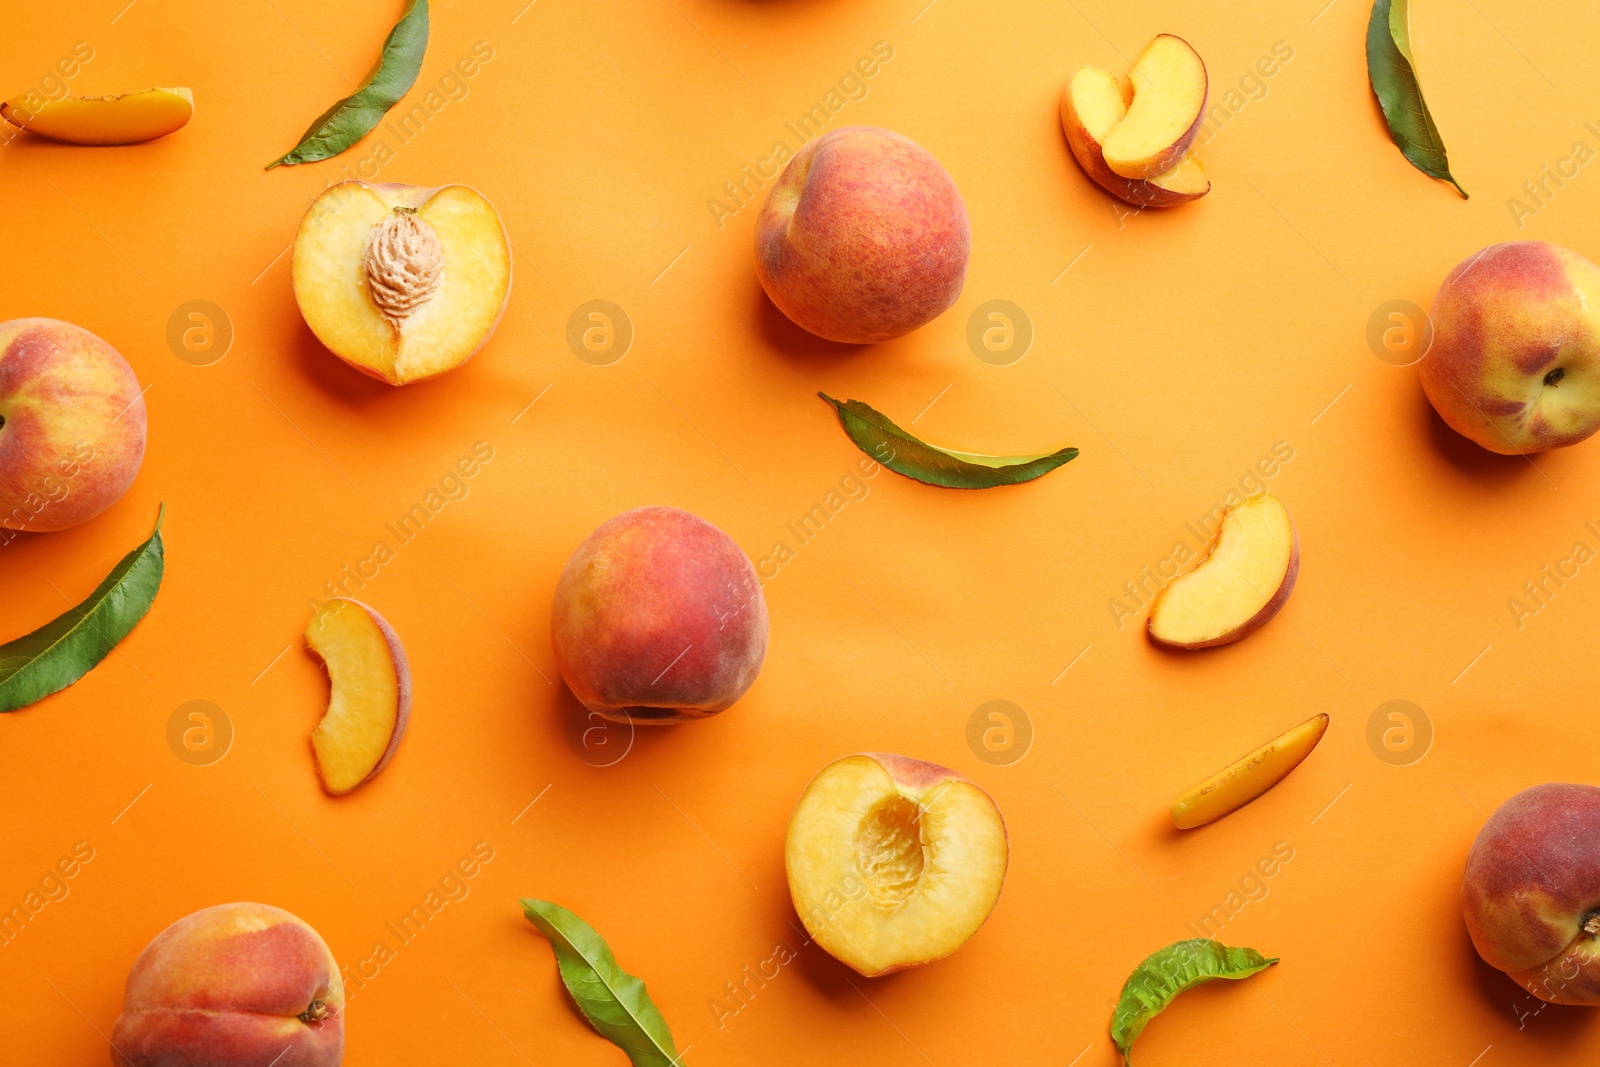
[1101,35,1208,180]
[1147,492,1298,649]
[1061,66,1209,207]
[304,599,411,795]
[1170,714,1328,828]
[785,753,1008,977]
[292,181,512,385]
[0,87,192,145]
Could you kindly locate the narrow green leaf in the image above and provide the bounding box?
[0,504,165,713]
[819,393,1078,490]
[1366,0,1467,197]
[1111,939,1278,1063]
[266,0,429,169]
[521,899,683,1067]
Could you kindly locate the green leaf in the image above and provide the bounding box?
[521,899,684,1067]
[0,504,165,713]
[819,393,1078,490]
[1111,939,1277,1063]
[266,0,429,169]
[1366,0,1467,197]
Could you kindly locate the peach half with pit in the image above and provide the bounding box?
[785,752,1008,977]
[292,181,511,385]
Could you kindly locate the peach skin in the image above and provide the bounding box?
[1421,241,1600,454]
[755,125,969,344]
[551,506,768,724]
[0,318,146,533]
[1462,783,1600,1005]
[110,902,344,1066]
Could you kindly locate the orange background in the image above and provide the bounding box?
[4,0,1600,1063]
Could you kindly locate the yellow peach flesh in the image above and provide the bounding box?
[1,88,192,145]
[1102,35,1208,179]
[1064,67,1208,203]
[293,182,512,385]
[305,599,408,795]
[786,754,1007,977]
[1148,493,1298,648]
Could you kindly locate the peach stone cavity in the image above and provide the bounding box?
[785,753,1008,977]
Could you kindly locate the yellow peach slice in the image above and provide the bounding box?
[1101,35,1208,179]
[292,181,512,385]
[0,87,192,145]
[1147,492,1298,649]
[305,599,411,795]
[1170,713,1328,828]
[1061,66,1208,208]
[785,753,1008,977]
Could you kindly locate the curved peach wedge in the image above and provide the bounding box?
[1061,66,1208,208]
[293,181,512,385]
[1,87,192,145]
[1147,492,1298,649]
[785,753,1008,977]
[1101,35,1208,180]
[305,598,411,795]
[1170,714,1328,829]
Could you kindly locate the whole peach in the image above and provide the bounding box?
[110,903,344,1066]
[1462,783,1600,1004]
[1421,241,1600,454]
[755,126,969,344]
[551,506,768,724]
[0,318,146,533]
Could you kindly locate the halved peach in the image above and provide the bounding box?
[292,181,512,385]
[0,87,192,145]
[1147,493,1298,649]
[1101,35,1208,180]
[1061,66,1209,208]
[305,599,411,795]
[785,753,1008,977]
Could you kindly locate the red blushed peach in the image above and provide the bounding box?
[111,902,344,1066]
[755,126,969,344]
[1421,241,1600,454]
[551,506,768,724]
[0,318,146,533]
[1462,783,1600,1004]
